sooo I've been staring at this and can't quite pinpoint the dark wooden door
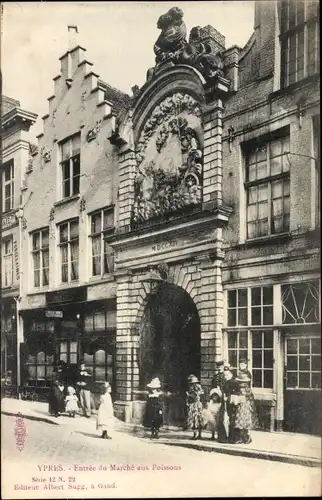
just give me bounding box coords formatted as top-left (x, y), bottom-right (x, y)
top-left (284, 335), bottom-right (321, 435)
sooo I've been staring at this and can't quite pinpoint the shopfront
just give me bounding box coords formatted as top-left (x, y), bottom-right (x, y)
top-left (21, 287), bottom-right (116, 402)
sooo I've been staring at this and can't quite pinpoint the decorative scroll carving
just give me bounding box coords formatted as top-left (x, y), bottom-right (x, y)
top-left (132, 94), bottom-right (203, 226)
top-left (136, 93), bottom-right (201, 166)
top-left (86, 129), bottom-right (97, 142)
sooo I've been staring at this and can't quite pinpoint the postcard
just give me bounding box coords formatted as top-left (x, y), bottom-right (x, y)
top-left (1, 1), bottom-right (321, 498)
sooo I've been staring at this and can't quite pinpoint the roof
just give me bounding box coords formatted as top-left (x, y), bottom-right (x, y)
top-left (1, 96), bottom-right (21, 116)
top-left (98, 79), bottom-right (131, 116)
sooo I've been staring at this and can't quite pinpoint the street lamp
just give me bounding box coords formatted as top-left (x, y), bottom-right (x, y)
top-left (139, 268), bottom-right (165, 294)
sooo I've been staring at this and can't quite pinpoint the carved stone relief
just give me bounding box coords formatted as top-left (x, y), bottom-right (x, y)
top-left (132, 93), bottom-right (203, 226)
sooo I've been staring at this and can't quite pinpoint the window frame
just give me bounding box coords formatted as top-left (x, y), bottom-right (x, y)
top-left (280, 0), bottom-right (320, 87)
top-left (57, 218), bottom-right (79, 284)
top-left (224, 328), bottom-right (275, 392)
top-left (2, 237), bottom-right (13, 287)
top-left (89, 207), bottom-right (115, 278)
top-left (2, 159), bottom-right (14, 213)
top-left (285, 335), bottom-right (321, 390)
top-left (31, 228), bottom-right (50, 288)
top-left (59, 134), bottom-right (81, 199)
top-left (244, 133), bottom-right (291, 240)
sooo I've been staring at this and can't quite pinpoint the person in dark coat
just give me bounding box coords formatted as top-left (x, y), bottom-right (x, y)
top-left (217, 366), bottom-right (238, 443)
top-left (144, 377), bottom-right (164, 439)
top-left (48, 376), bottom-right (65, 417)
top-left (76, 361), bottom-right (92, 418)
top-left (211, 360), bottom-right (225, 391)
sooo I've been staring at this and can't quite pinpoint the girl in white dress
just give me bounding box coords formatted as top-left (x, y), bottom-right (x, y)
top-left (65, 386), bottom-right (78, 417)
top-left (96, 382), bottom-right (114, 439)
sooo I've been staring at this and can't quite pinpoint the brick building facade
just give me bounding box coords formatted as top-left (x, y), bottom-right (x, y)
top-left (12, 2), bottom-right (320, 433)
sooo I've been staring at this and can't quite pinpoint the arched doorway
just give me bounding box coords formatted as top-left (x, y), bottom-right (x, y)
top-left (139, 283), bottom-right (200, 425)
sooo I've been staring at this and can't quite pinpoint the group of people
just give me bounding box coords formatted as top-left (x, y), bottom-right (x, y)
top-left (49, 358), bottom-right (258, 444)
top-left (143, 358), bottom-right (258, 445)
top-left (48, 361), bottom-right (114, 439)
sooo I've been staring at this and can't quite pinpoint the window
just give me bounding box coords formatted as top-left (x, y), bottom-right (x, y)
top-left (227, 286), bottom-right (274, 327)
top-left (2, 238), bottom-right (13, 287)
top-left (58, 219), bottom-right (79, 283)
top-left (252, 330), bottom-right (274, 388)
top-left (84, 349), bottom-right (114, 383)
top-left (59, 341), bottom-right (78, 365)
top-left (286, 336), bottom-right (321, 389)
top-left (251, 287), bottom-right (273, 325)
top-left (282, 281), bottom-right (320, 324)
top-left (2, 160), bottom-right (14, 212)
top-left (228, 289), bottom-right (247, 326)
top-left (281, 1), bottom-right (320, 87)
top-left (90, 208), bottom-right (115, 277)
top-left (31, 228), bottom-right (49, 287)
top-left (226, 330), bottom-right (274, 389)
top-left (226, 286), bottom-right (275, 389)
top-left (60, 134), bottom-right (81, 198)
top-left (27, 351), bottom-right (54, 383)
top-left (245, 134), bottom-right (290, 239)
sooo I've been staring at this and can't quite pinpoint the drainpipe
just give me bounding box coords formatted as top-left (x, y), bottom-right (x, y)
top-left (15, 205), bottom-right (24, 398)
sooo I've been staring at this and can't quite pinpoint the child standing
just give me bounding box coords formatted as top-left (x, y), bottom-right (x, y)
top-left (204, 388), bottom-right (222, 440)
top-left (96, 382), bottom-right (114, 439)
top-left (186, 374), bottom-right (204, 440)
top-left (144, 378), bottom-right (163, 439)
top-left (65, 386), bottom-right (78, 418)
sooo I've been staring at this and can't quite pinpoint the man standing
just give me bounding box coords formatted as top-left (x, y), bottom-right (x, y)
top-left (76, 361), bottom-right (92, 418)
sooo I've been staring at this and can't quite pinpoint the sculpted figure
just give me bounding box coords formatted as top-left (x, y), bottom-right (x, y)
top-left (154, 7), bottom-right (187, 63)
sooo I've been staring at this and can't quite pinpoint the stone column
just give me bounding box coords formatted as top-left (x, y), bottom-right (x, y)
top-left (202, 100), bottom-right (224, 210)
top-left (114, 270), bottom-right (134, 402)
top-left (195, 239), bottom-right (225, 393)
top-left (118, 149), bottom-right (137, 231)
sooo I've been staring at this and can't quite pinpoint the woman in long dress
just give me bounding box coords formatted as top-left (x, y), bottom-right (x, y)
top-left (96, 382), bottom-right (114, 439)
top-left (186, 374), bottom-right (204, 440)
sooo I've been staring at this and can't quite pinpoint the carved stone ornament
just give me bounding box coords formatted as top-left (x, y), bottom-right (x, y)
top-left (86, 129), bottom-right (97, 142)
top-left (80, 196), bottom-right (86, 212)
top-left (21, 217), bottom-right (27, 230)
top-left (41, 147), bottom-right (51, 163)
top-left (49, 207), bottom-right (55, 222)
top-left (132, 94), bottom-right (203, 227)
top-left (135, 93), bottom-right (202, 166)
top-left (147, 8), bottom-right (224, 83)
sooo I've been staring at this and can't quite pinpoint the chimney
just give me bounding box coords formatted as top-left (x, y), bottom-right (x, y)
top-left (190, 25), bottom-right (226, 54)
top-left (68, 25), bottom-right (78, 50)
top-left (59, 26), bottom-right (86, 85)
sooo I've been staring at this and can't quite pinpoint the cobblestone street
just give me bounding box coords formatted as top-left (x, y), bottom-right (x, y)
top-left (2, 416), bottom-right (320, 498)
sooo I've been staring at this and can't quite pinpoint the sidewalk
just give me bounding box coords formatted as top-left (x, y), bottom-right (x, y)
top-left (2, 397), bottom-right (321, 468)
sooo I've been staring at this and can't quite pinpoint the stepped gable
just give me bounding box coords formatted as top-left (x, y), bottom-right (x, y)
top-left (99, 79), bottom-right (131, 116)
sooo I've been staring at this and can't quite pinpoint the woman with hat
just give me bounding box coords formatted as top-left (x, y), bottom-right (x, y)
top-left (186, 374), bottom-right (204, 440)
top-left (231, 372), bottom-right (255, 444)
top-left (238, 358), bottom-right (258, 429)
top-left (96, 381), bottom-right (114, 439)
top-left (143, 378), bottom-right (164, 439)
